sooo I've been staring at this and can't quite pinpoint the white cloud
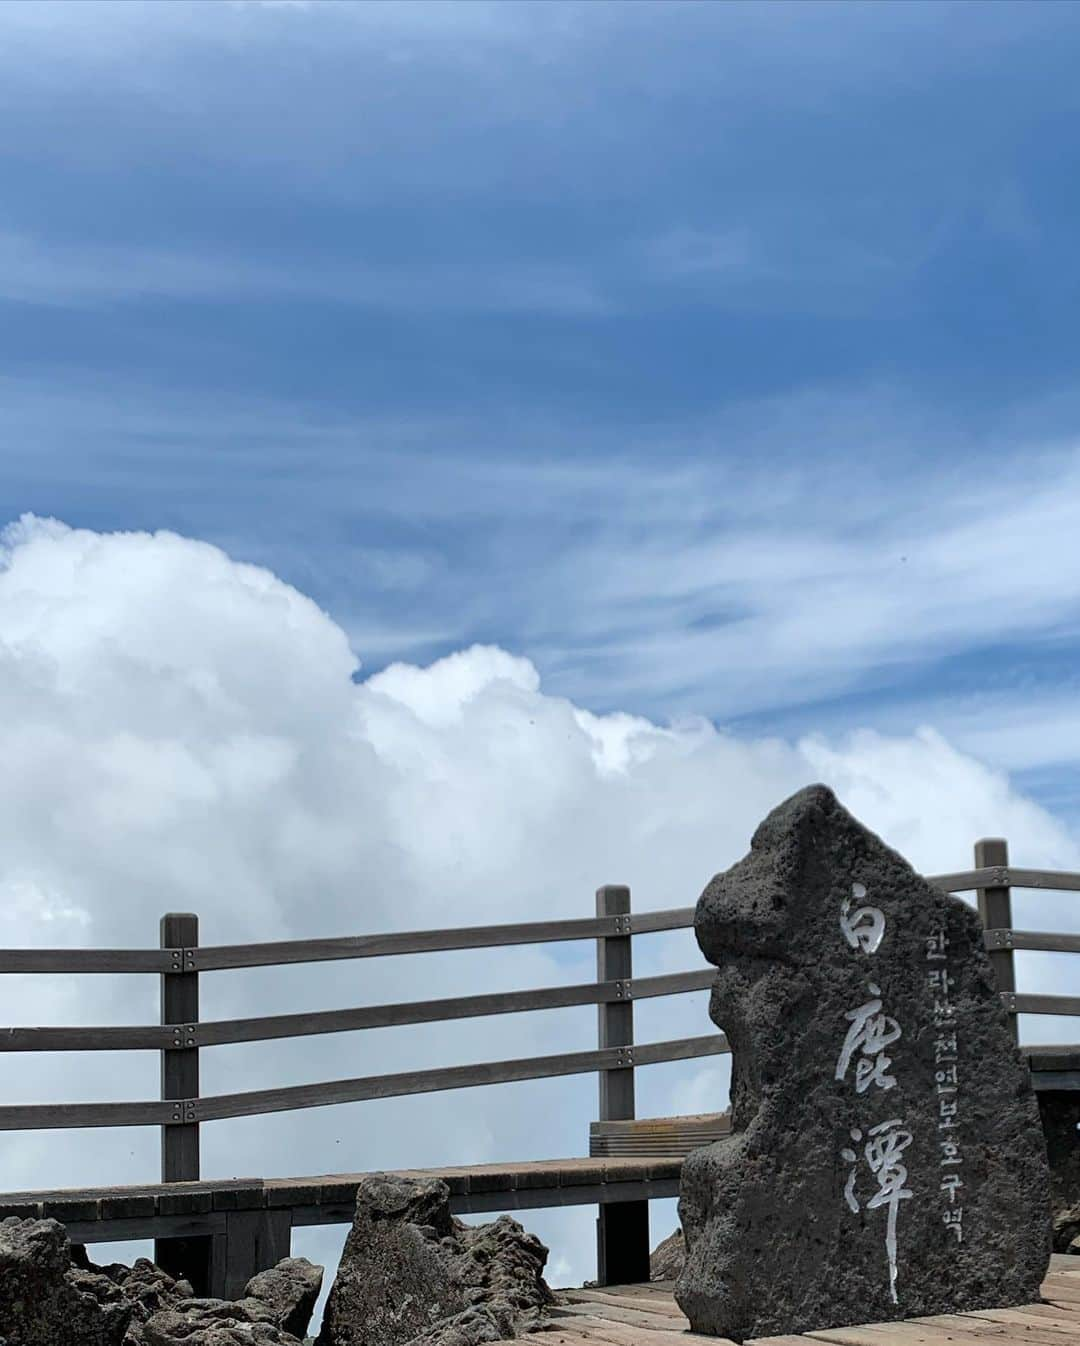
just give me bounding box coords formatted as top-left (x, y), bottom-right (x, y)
top-left (6, 371), bottom-right (1080, 782)
top-left (0, 231), bottom-right (609, 316)
top-left (521, 439), bottom-right (1080, 721)
top-left (1, 516), bottom-right (1077, 1326)
top-left (367, 645), bottom-right (540, 729)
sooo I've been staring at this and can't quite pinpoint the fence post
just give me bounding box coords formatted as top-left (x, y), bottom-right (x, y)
top-left (975, 839), bottom-right (1018, 1046)
top-left (156, 913), bottom-right (209, 1293)
top-left (595, 884), bottom-right (650, 1286)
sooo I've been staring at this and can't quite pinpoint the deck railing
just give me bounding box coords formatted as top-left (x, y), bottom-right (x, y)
top-left (2, 837), bottom-right (1079, 1282)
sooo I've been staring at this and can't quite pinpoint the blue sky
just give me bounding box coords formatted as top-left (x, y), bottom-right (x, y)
top-left (5, 0), bottom-right (1080, 1302)
top-left (3, 0), bottom-right (1078, 1012)
top-left (4, 1), bottom-right (1080, 834)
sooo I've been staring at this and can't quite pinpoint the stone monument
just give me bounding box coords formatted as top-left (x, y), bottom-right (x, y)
top-left (675, 784), bottom-right (1051, 1340)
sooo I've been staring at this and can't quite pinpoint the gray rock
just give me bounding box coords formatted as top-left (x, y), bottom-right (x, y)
top-left (402, 1304), bottom-right (514, 1346)
top-left (244, 1259), bottom-right (323, 1339)
top-left (135, 1268), bottom-right (324, 1346)
top-left (649, 1228), bottom-right (685, 1281)
top-left (113, 1258), bottom-right (196, 1341)
top-left (63, 1247), bottom-right (199, 1345)
top-left (138, 1291), bottom-right (309, 1345)
top-left (0, 1216), bottom-right (133, 1346)
top-left (675, 784), bottom-right (1052, 1340)
top-left (120, 1258), bottom-right (196, 1314)
top-left (0, 1219), bottom-right (313, 1346)
top-left (317, 1173), bottom-right (553, 1346)
top-left (1054, 1203), bottom-right (1080, 1254)
top-left (140, 1307), bottom-right (301, 1346)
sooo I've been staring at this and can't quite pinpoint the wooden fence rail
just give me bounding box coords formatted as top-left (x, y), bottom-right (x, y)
top-left (0, 969), bottom-right (719, 1053)
top-left (0, 1034), bottom-right (730, 1131)
top-left (0, 909), bottom-right (699, 975)
top-left (2, 839), bottom-right (1079, 1293)
top-left (3, 864), bottom-right (1077, 977)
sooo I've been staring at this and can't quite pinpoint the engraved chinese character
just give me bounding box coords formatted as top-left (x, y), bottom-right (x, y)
top-left (840, 882), bottom-right (886, 954)
top-left (836, 982), bottom-right (902, 1092)
top-left (841, 1118), bottom-right (913, 1304)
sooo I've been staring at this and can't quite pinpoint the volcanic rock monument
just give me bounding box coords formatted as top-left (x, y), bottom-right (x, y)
top-left (675, 784), bottom-right (1051, 1341)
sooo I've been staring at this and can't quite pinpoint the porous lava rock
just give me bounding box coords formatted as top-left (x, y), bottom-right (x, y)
top-left (126, 1257), bottom-right (321, 1346)
top-left (244, 1258), bottom-right (323, 1339)
top-left (71, 1251), bottom-right (197, 1339)
top-left (675, 783), bottom-right (1052, 1341)
top-left (1053, 1203), bottom-right (1080, 1255)
top-left (137, 1300), bottom-right (302, 1346)
top-left (316, 1173), bottom-right (553, 1346)
top-left (0, 1216), bottom-right (133, 1346)
top-left (649, 1228), bottom-right (685, 1281)
top-left (0, 1216), bottom-right (319, 1346)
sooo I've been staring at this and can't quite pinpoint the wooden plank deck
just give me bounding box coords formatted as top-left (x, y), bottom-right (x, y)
top-left (527, 1254), bottom-right (1080, 1345)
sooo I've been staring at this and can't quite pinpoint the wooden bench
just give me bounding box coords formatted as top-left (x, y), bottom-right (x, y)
top-left (1023, 1043), bottom-right (1080, 1090)
top-left (586, 1043), bottom-right (1080, 1159)
top-left (590, 1112), bottom-right (732, 1157)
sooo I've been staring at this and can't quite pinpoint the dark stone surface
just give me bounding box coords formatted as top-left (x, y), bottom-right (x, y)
top-left (316, 1173), bottom-right (553, 1346)
top-left (244, 1258), bottom-right (323, 1340)
top-left (103, 1257), bottom-right (196, 1335)
top-left (138, 1299), bottom-right (303, 1346)
top-left (1052, 1204), bottom-right (1080, 1255)
top-left (0, 1218), bottom-right (315, 1346)
top-left (675, 783), bottom-right (1052, 1341)
top-left (0, 1216), bottom-right (132, 1346)
top-left (127, 1259), bottom-right (318, 1346)
top-left (649, 1228), bottom-right (685, 1281)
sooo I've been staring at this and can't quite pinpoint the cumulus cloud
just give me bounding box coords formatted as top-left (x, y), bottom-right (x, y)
top-left (1, 515), bottom-right (1077, 1326)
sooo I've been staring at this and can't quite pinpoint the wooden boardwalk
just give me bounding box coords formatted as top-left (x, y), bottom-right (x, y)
top-left (526, 1254), bottom-right (1080, 1346)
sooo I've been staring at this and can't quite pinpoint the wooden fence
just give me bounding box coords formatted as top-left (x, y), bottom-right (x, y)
top-left (2, 838), bottom-right (1079, 1294)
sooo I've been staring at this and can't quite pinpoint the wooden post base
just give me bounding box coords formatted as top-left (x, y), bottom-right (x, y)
top-left (209, 1209), bottom-right (293, 1300)
top-left (154, 1234), bottom-right (213, 1298)
top-left (596, 1199), bottom-right (650, 1286)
